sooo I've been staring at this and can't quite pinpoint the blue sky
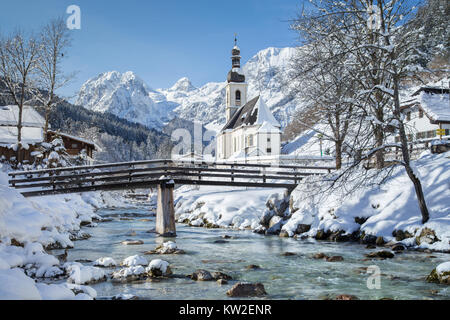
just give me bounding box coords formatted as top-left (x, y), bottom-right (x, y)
top-left (0, 0), bottom-right (304, 99)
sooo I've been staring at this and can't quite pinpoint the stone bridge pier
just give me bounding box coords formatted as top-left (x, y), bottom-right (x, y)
top-left (155, 179), bottom-right (176, 237)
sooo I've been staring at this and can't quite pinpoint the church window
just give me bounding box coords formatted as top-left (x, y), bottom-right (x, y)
top-left (266, 148), bottom-right (272, 154)
top-left (236, 90), bottom-right (241, 102)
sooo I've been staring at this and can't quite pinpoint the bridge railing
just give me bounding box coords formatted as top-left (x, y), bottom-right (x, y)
top-left (8, 159), bottom-right (335, 197)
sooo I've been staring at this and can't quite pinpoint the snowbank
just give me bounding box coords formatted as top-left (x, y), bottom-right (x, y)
top-left (174, 151), bottom-right (449, 252)
top-left (283, 151), bottom-right (450, 251)
top-left (0, 165), bottom-right (127, 299)
top-left (174, 185), bottom-right (277, 230)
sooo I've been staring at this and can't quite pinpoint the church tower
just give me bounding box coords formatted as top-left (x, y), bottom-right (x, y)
top-left (225, 35), bottom-right (248, 122)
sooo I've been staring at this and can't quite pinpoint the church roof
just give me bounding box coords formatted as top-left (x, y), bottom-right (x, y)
top-left (221, 96), bottom-right (281, 132)
top-left (227, 70), bottom-right (245, 83)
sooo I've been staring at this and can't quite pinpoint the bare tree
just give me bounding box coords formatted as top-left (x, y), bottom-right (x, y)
top-left (35, 17), bottom-right (74, 134)
top-left (290, 0), bottom-right (435, 223)
top-left (0, 30), bottom-right (40, 161)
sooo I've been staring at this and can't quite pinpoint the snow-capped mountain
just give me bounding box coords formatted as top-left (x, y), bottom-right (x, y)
top-left (76, 47), bottom-right (301, 131)
top-left (76, 71), bottom-right (177, 129)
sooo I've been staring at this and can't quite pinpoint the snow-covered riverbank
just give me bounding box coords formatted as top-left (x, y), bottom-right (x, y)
top-left (174, 151), bottom-right (450, 252)
top-left (0, 164), bottom-right (127, 299)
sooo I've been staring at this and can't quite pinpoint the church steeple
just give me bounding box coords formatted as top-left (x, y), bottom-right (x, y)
top-left (227, 35), bottom-right (245, 83)
top-left (225, 35), bottom-right (248, 121)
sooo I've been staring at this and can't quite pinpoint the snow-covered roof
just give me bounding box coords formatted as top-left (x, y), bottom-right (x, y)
top-left (255, 97), bottom-right (281, 128)
top-left (257, 121), bottom-right (280, 133)
top-left (0, 126), bottom-right (44, 145)
top-left (0, 105), bottom-right (45, 128)
top-left (47, 130), bottom-right (100, 150)
top-left (418, 91), bottom-right (450, 123)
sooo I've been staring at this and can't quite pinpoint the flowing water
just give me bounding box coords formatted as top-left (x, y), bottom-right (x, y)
top-left (55, 205), bottom-right (449, 300)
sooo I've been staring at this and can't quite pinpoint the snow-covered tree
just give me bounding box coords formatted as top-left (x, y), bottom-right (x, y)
top-left (290, 0), bottom-right (441, 223)
top-left (0, 30), bottom-right (40, 161)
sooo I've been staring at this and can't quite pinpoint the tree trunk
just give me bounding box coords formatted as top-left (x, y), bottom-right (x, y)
top-left (335, 140), bottom-right (342, 169)
top-left (392, 70), bottom-right (429, 223)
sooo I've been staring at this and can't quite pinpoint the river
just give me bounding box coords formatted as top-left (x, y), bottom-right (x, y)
top-left (51, 205), bottom-right (449, 300)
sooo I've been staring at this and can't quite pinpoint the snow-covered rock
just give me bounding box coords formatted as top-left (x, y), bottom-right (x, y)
top-left (146, 259), bottom-right (171, 277)
top-left (121, 255), bottom-right (148, 267)
top-left (67, 264), bottom-right (107, 285)
top-left (427, 261), bottom-right (450, 284)
top-left (112, 266), bottom-right (146, 282)
top-left (94, 257), bottom-right (117, 267)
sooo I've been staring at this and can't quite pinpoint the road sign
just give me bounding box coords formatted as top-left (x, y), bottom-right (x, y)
top-left (436, 128), bottom-right (446, 136)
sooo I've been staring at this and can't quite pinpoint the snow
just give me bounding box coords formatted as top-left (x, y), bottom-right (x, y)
top-left (436, 261), bottom-right (450, 274)
top-left (159, 241), bottom-right (177, 253)
top-left (0, 164), bottom-right (127, 299)
top-left (285, 151), bottom-right (450, 250)
top-left (0, 126), bottom-right (44, 145)
top-left (0, 268), bottom-right (42, 300)
top-left (255, 97), bottom-right (281, 128)
top-left (35, 283), bottom-right (75, 300)
top-left (67, 264), bottom-right (106, 285)
top-left (174, 151), bottom-right (449, 251)
top-left (175, 185), bottom-right (277, 230)
top-left (112, 266), bottom-right (145, 279)
top-left (0, 105), bottom-right (45, 127)
top-left (147, 259), bottom-right (169, 274)
top-left (77, 47), bottom-right (301, 129)
top-left (419, 91), bottom-right (450, 122)
top-left (121, 255), bottom-right (148, 267)
top-left (94, 257), bottom-right (117, 267)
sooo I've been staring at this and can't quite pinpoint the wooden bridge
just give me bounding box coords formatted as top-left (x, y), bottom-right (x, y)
top-left (8, 159), bottom-right (334, 237)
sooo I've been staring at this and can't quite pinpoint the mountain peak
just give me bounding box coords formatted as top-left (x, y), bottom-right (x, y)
top-left (169, 77), bottom-right (196, 92)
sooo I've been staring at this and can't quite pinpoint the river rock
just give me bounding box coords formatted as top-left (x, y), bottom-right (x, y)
top-left (122, 255), bottom-right (148, 267)
top-left (94, 257), bottom-right (117, 267)
top-left (416, 228), bottom-right (438, 245)
top-left (295, 224), bottom-right (311, 235)
top-left (145, 241), bottom-right (185, 254)
top-left (391, 244), bottom-right (406, 252)
top-left (246, 264), bottom-right (261, 270)
top-left (112, 266), bottom-right (146, 282)
top-left (266, 191), bottom-right (289, 217)
top-left (212, 272), bottom-right (232, 280)
top-left (217, 279), bottom-right (228, 285)
top-left (190, 269), bottom-right (213, 281)
top-left (121, 239), bottom-right (144, 245)
top-left (426, 261), bottom-right (450, 285)
top-left (214, 240), bottom-right (229, 244)
top-left (334, 294), bottom-right (359, 300)
top-left (265, 218), bottom-right (283, 235)
top-left (365, 250), bottom-right (394, 259)
top-left (146, 259), bottom-right (172, 277)
top-left (393, 229), bottom-right (414, 241)
top-left (259, 209), bottom-right (275, 228)
top-left (312, 253), bottom-right (329, 260)
top-left (281, 252), bottom-right (296, 256)
top-left (326, 256), bottom-right (344, 262)
top-left (315, 229), bottom-right (331, 240)
top-left (376, 236), bottom-right (385, 246)
top-left (226, 282), bottom-right (267, 297)
top-left (361, 234), bottom-right (377, 245)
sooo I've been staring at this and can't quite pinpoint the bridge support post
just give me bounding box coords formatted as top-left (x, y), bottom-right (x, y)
top-left (155, 179), bottom-right (176, 237)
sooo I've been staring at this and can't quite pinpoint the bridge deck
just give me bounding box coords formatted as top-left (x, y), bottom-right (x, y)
top-left (9, 159), bottom-right (334, 197)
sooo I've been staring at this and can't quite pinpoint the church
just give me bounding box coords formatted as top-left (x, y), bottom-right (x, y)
top-left (216, 39), bottom-right (282, 160)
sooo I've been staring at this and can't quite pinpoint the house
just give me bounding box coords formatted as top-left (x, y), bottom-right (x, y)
top-left (0, 104), bottom-right (98, 164)
top-left (46, 130), bottom-right (98, 160)
top-left (216, 39), bottom-right (282, 160)
top-left (0, 105), bottom-right (45, 162)
top-left (399, 83), bottom-right (450, 143)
